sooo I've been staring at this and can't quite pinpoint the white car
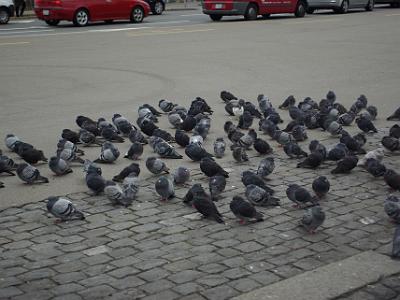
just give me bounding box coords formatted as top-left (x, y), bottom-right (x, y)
top-left (0, 0), bottom-right (14, 24)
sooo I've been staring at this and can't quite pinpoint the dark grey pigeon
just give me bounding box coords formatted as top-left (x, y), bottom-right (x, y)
top-left (154, 140), bottom-right (182, 159)
top-left (297, 152), bottom-right (323, 169)
top-left (387, 107), bottom-right (400, 121)
top-left (238, 129), bottom-right (257, 149)
top-left (112, 114), bottom-right (134, 135)
top-left (220, 90), bottom-right (237, 103)
top-left (57, 139), bottom-right (84, 156)
top-left (254, 138), bottom-right (272, 155)
top-left (113, 163), bottom-right (140, 182)
top-left (200, 157), bottom-right (229, 178)
top-left (327, 143), bottom-right (349, 161)
top-left (294, 187), bottom-right (318, 207)
top-left (245, 184), bottom-right (280, 207)
top-left (183, 183), bottom-right (205, 205)
top-left (124, 142), bottom-right (143, 160)
top-left (213, 137), bottom-right (226, 158)
top-left (338, 111), bottom-right (356, 126)
top-left (146, 157), bottom-right (169, 175)
top-left (392, 226), bottom-right (400, 259)
top-left (312, 176), bottom-right (330, 198)
top-left (331, 155), bottom-right (358, 174)
top-left (128, 128), bottom-right (148, 144)
top-left (309, 140), bottom-right (327, 159)
top-left (300, 205), bottom-right (325, 234)
top-left (46, 196), bottom-right (85, 222)
top-left (85, 164), bottom-right (105, 195)
top-left (0, 181), bottom-right (4, 188)
top-left (209, 175), bottom-right (226, 201)
top-left (155, 176), bottom-right (175, 201)
top-left (0, 155), bottom-right (17, 176)
top-left (286, 184), bottom-right (301, 206)
top-left (57, 148), bottom-right (84, 164)
top-left (384, 169), bottom-right (400, 191)
top-left (192, 186), bottom-right (224, 223)
top-left (101, 126), bottom-right (124, 143)
top-left (259, 118), bottom-right (277, 138)
top-left (242, 171), bottom-right (274, 195)
top-left (365, 158), bottom-right (386, 177)
top-left (238, 111), bottom-right (253, 130)
top-left (366, 105), bottom-right (378, 120)
top-left (274, 130), bottom-right (293, 146)
top-left (258, 94), bottom-right (273, 114)
top-left (390, 124), bottom-right (400, 139)
top-left (49, 156), bottom-right (73, 176)
top-left (180, 115), bottom-right (196, 132)
top-left (356, 116), bottom-right (377, 133)
top-left (284, 142), bottom-right (308, 158)
top-left (62, 129), bottom-right (81, 144)
top-left (175, 130), bottom-right (190, 148)
top-left (20, 148), bottom-right (48, 164)
top-left (168, 112), bottom-right (183, 129)
top-left (257, 157), bottom-right (275, 178)
top-left (326, 90), bottom-right (336, 103)
top-left (292, 125), bottom-right (307, 141)
top-left (340, 132), bottom-right (366, 154)
top-left (79, 129), bottom-right (102, 146)
top-left (382, 136), bottom-right (400, 152)
top-left (17, 163), bottom-right (48, 184)
top-left (279, 95), bottom-right (295, 110)
top-left (232, 145), bottom-right (248, 163)
top-left (173, 166), bottom-right (190, 184)
top-left (94, 142), bottom-right (120, 163)
top-left (185, 142), bottom-right (213, 161)
top-left (384, 195), bottom-right (400, 223)
top-left (230, 196), bottom-right (263, 224)
top-left (153, 128), bottom-right (174, 143)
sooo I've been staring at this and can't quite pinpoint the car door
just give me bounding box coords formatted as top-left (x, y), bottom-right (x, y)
top-left (108, 0), bottom-right (131, 19)
top-left (86, 0), bottom-right (109, 20)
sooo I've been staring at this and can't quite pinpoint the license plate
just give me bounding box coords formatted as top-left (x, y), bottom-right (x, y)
top-left (43, 9), bottom-right (49, 16)
top-left (215, 3), bottom-right (223, 8)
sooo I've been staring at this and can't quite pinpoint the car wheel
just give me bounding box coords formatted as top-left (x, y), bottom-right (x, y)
top-left (0, 8), bottom-right (10, 24)
top-left (295, 1), bottom-right (306, 17)
top-left (306, 7), bottom-right (315, 13)
top-left (244, 3), bottom-right (258, 20)
top-left (105, 20), bottom-right (113, 24)
top-left (336, 0), bottom-right (349, 13)
top-left (365, 0), bottom-right (374, 10)
top-left (262, 13), bottom-right (270, 18)
top-left (131, 6), bottom-right (144, 23)
top-left (73, 8), bottom-right (89, 26)
top-left (209, 14), bottom-right (223, 21)
top-left (45, 19), bottom-right (60, 26)
top-left (152, 1), bottom-right (164, 15)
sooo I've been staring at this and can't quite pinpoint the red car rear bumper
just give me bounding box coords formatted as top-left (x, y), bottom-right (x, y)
top-left (34, 7), bottom-right (73, 21)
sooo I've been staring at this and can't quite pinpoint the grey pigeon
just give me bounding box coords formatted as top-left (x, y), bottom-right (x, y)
top-left (112, 114), bottom-right (134, 136)
top-left (392, 226), bottom-right (400, 259)
top-left (94, 142), bottom-right (120, 163)
top-left (312, 176), bottom-right (330, 198)
top-left (353, 132), bottom-right (367, 148)
top-left (390, 124), bottom-right (400, 139)
top-left (155, 176), bottom-right (175, 201)
top-left (384, 195), bottom-right (400, 223)
top-left (356, 116), bottom-right (377, 133)
top-left (309, 140), bottom-right (327, 159)
top-left (149, 136), bottom-right (165, 151)
top-left (4, 134), bottom-right (20, 151)
top-left (154, 139), bottom-right (182, 159)
top-left (227, 127), bottom-right (245, 144)
top-left (284, 142), bottom-right (308, 158)
top-left (17, 163), bottom-right (48, 184)
top-left (238, 111), bottom-right (253, 130)
top-left (327, 143), bottom-right (349, 161)
top-left (192, 187), bottom-right (224, 223)
top-left (326, 120), bottom-right (343, 136)
top-left (384, 169), bottom-right (400, 191)
top-left (209, 175), bottom-right (226, 201)
top-left (46, 196), bottom-right (85, 222)
top-left (292, 125), bottom-right (307, 142)
top-left (0, 155), bottom-right (17, 176)
top-left (183, 183), bottom-right (205, 205)
top-left (175, 130), bottom-right (190, 148)
top-left (146, 157), bottom-right (169, 175)
top-left (98, 117), bottom-right (117, 132)
top-left (274, 130), bottom-right (293, 146)
top-left (49, 156), bottom-right (73, 176)
top-left (112, 163), bottom-right (140, 182)
top-left (104, 181), bottom-right (124, 205)
top-left (300, 205), bottom-right (325, 233)
top-left (387, 107), bottom-right (400, 121)
top-left (254, 138), bottom-right (272, 155)
top-left (382, 136), bottom-right (400, 152)
top-left (297, 152), bottom-right (324, 169)
top-left (124, 142), bottom-right (143, 160)
top-left (101, 126), bottom-right (124, 143)
top-left (326, 90), bottom-right (336, 103)
top-left (185, 142), bottom-right (213, 161)
top-left (257, 157), bottom-right (275, 178)
top-left (279, 95), bottom-right (295, 110)
top-left (121, 173), bottom-right (139, 206)
top-left (85, 164), bottom-right (105, 195)
top-left (193, 119), bottom-right (210, 139)
top-left (366, 105), bottom-right (378, 120)
top-left (213, 138), bottom-right (226, 158)
top-left (259, 118), bottom-right (277, 137)
top-left (159, 99), bottom-right (177, 113)
top-left (242, 171), bottom-right (274, 195)
top-left (331, 155), bottom-right (358, 174)
top-left (294, 186), bottom-right (318, 207)
top-left (57, 148), bottom-right (84, 164)
top-left (230, 196), bottom-right (263, 224)
top-left (200, 157), bottom-right (229, 178)
top-left (232, 145), bottom-right (249, 163)
top-left (153, 128), bottom-right (174, 142)
top-left (62, 129), bottom-right (81, 144)
top-left (365, 158), bottom-right (386, 177)
top-left (245, 184), bottom-right (280, 207)
top-left (128, 128), bottom-right (148, 144)
top-left (338, 111), bottom-right (356, 126)
top-left (258, 94), bottom-right (273, 113)
top-left (190, 135), bottom-right (204, 145)
top-left (57, 139), bottom-right (84, 156)
top-left (358, 148), bottom-right (385, 167)
top-left (168, 112), bottom-right (183, 129)
top-left (340, 132), bottom-right (366, 154)
top-left (173, 166), bottom-right (190, 184)
top-left (286, 184), bottom-right (301, 206)
top-left (79, 129), bottom-right (102, 146)
top-left (238, 129), bottom-right (257, 149)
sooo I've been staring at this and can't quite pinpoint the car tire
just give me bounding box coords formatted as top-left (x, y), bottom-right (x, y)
top-left (295, 1), bottom-right (306, 17)
top-left (262, 13), bottom-right (270, 18)
top-left (73, 8), bottom-right (89, 26)
top-left (365, 0), bottom-right (374, 10)
top-left (391, 2), bottom-right (400, 7)
top-left (105, 20), bottom-right (113, 24)
top-left (131, 6), bottom-right (144, 23)
top-left (244, 3), bottom-right (258, 20)
top-left (306, 7), bottom-right (315, 13)
top-left (209, 14), bottom-right (223, 21)
top-left (152, 0), bottom-right (164, 15)
top-left (45, 19), bottom-right (60, 26)
top-left (335, 0), bottom-right (349, 13)
top-left (0, 8), bottom-right (10, 24)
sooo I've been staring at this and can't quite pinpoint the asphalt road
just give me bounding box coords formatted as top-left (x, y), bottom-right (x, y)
top-left (0, 6), bottom-right (399, 209)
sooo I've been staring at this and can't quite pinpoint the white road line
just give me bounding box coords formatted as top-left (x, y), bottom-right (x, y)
top-left (9, 19), bottom-right (36, 23)
top-left (0, 41), bottom-right (30, 46)
top-left (88, 26), bottom-right (150, 33)
top-left (179, 13), bottom-right (204, 16)
top-left (0, 26), bottom-right (48, 31)
top-left (0, 29), bottom-right (54, 35)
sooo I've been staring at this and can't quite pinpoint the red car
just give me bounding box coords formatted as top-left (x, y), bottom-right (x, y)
top-left (34, 0), bottom-right (150, 26)
top-left (202, 0), bottom-right (306, 21)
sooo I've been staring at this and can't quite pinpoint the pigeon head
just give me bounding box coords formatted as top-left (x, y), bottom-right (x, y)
top-left (248, 129), bottom-right (257, 140)
top-left (238, 99), bottom-right (245, 106)
top-left (46, 196), bottom-right (59, 211)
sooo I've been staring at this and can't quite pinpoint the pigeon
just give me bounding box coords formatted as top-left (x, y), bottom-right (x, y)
top-left (327, 143), bottom-right (349, 161)
top-left (381, 136), bottom-right (400, 152)
top-left (141, 104), bottom-right (162, 116)
top-left (153, 128), bottom-right (174, 143)
top-left (62, 129), bottom-right (80, 144)
top-left (85, 163), bottom-right (105, 194)
top-left (300, 205), bottom-right (325, 234)
top-left (312, 176), bottom-right (330, 198)
top-left (338, 111), bottom-right (356, 126)
top-left (331, 155), bottom-right (358, 174)
top-left (124, 142), bottom-right (143, 160)
top-left (175, 129), bottom-right (190, 147)
top-left (356, 116), bottom-right (378, 133)
top-left (173, 166), bottom-right (190, 184)
top-left (228, 128), bottom-right (245, 144)
top-left (128, 128), bottom-right (148, 144)
top-left (112, 163), bottom-right (140, 182)
top-left (79, 129), bottom-right (102, 146)
top-left (0, 181), bottom-right (4, 188)
top-left (309, 140), bottom-right (327, 159)
top-left (149, 136), bottom-right (166, 151)
top-left (98, 117), bottom-right (117, 132)
top-left (230, 196), bottom-right (263, 224)
top-left (188, 97), bottom-right (213, 116)
top-left (384, 169), bottom-right (400, 191)
top-left (304, 111), bottom-right (321, 129)
top-left (353, 132), bottom-right (367, 148)
top-left (200, 157), bottom-right (229, 178)
top-left (112, 114), bottom-right (134, 135)
top-left (180, 115), bottom-right (197, 132)
top-left (297, 152), bottom-right (324, 169)
top-left (279, 95), bottom-right (296, 110)
top-left (289, 105), bottom-right (305, 122)
top-left (155, 176), bottom-right (175, 201)
top-left (387, 107), bottom-right (400, 121)
top-left (326, 90), bottom-right (336, 103)
top-left (16, 163), bottom-right (49, 184)
top-left (193, 120), bottom-right (210, 140)
top-left (244, 101), bottom-right (262, 118)
top-left (232, 145), bottom-right (249, 163)
top-left (168, 113), bottom-right (183, 129)
top-left (365, 158), bottom-right (386, 177)
top-left (390, 124), bottom-right (400, 139)
top-left (259, 118), bottom-right (277, 137)
top-left (14, 141), bottom-right (34, 156)
top-left (224, 121), bottom-right (236, 134)
top-left (146, 157), bottom-right (169, 175)
top-left (185, 142), bottom-right (213, 161)
top-left (209, 175), bottom-right (226, 201)
top-left (238, 129), bottom-right (257, 149)
top-left (192, 186), bottom-right (224, 223)
top-left (49, 156), bottom-right (73, 176)
top-left (220, 90), bottom-right (237, 103)
top-left (365, 105), bottom-right (378, 120)
top-left (225, 99), bottom-right (245, 116)
top-left (340, 132), bottom-right (365, 154)
top-left (213, 138), bottom-right (226, 158)
top-left (104, 181), bottom-right (124, 205)
top-left (286, 184), bottom-right (301, 206)
top-left (159, 99), bottom-right (177, 113)
top-left (4, 134), bottom-right (20, 151)
top-left (326, 120), bottom-right (343, 136)
top-left (190, 135), bottom-right (204, 146)
top-left (76, 115), bottom-right (99, 136)
top-left (183, 183), bottom-right (205, 205)
top-left (0, 156), bottom-right (17, 176)
top-left (358, 148), bottom-right (385, 167)
top-left (138, 107), bottom-right (158, 123)
top-left (273, 130), bottom-right (293, 146)
top-left (242, 171), bottom-right (274, 195)
top-left (392, 226), bottom-right (400, 259)
top-left (57, 148), bottom-right (85, 164)
top-left (292, 125), bottom-right (308, 142)
top-left (258, 94), bottom-right (273, 113)
top-left (384, 195), bottom-right (400, 223)
top-left (121, 173), bottom-right (139, 206)
top-left (139, 119), bottom-right (158, 136)
top-left (294, 187), bottom-right (318, 207)
top-left (57, 139), bottom-right (84, 156)
top-left (257, 157), bottom-right (275, 178)
top-left (153, 140), bottom-right (182, 159)
top-left (46, 196), bottom-right (85, 222)
top-left (245, 184), bottom-right (280, 207)
top-left (283, 142), bottom-right (308, 158)
top-left (94, 142), bottom-right (120, 163)
top-left (254, 138), bottom-right (272, 155)
top-left (238, 111), bottom-right (254, 130)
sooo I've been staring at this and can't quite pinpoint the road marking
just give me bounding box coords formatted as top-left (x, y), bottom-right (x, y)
top-left (127, 28), bottom-right (214, 37)
top-left (10, 19), bottom-right (36, 23)
top-left (385, 13), bottom-right (400, 16)
top-left (179, 13), bottom-right (204, 16)
top-left (0, 41), bottom-right (30, 46)
top-left (0, 29), bottom-right (54, 35)
top-left (287, 17), bottom-right (343, 24)
top-left (88, 26), bottom-right (150, 33)
top-left (0, 26), bottom-right (48, 31)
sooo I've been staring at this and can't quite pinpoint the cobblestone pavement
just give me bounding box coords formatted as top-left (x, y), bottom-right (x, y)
top-left (1, 127), bottom-right (400, 300)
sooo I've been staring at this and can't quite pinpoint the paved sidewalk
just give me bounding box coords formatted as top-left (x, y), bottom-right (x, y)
top-left (1, 125), bottom-right (399, 299)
